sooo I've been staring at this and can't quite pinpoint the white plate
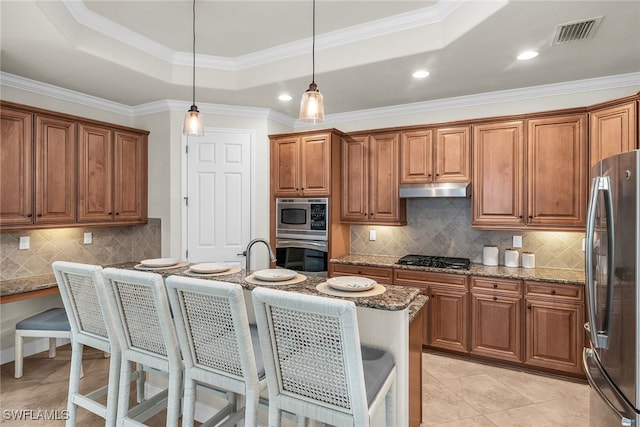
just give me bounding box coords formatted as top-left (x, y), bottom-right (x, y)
top-left (140, 258), bottom-right (180, 268)
top-left (253, 269), bottom-right (297, 282)
top-left (327, 276), bottom-right (377, 292)
top-left (189, 263), bottom-right (230, 274)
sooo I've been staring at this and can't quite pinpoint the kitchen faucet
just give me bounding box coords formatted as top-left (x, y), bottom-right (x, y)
top-left (242, 238), bottom-right (277, 271)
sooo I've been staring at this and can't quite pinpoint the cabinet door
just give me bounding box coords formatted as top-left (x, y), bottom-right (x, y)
top-left (435, 126), bottom-right (470, 182)
top-left (589, 101), bottom-right (637, 168)
top-left (300, 133), bottom-right (330, 196)
top-left (527, 114), bottom-right (587, 229)
top-left (369, 132), bottom-right (403, 223)
top-left (272, 136), bottom-right (301, 197)
top-left (78, 123), bottom-right (113, 223)
top-left (471, 292), bottom-right (522, 362)
top-left (525, 298), bottom-right (584, 374)
top-left (0, 108), bottom-right (33, 226)
top-left (341, 135), bottom-right (369, 221)
top-left (400, 129), bottom-right (433, 183)
top-left (472, 121), bottom-right (525, 228)
top-left (34, 114), bottom-right (76, 224)
top-left (113, 131), bottom-right (147, 223)
top-left (427, 287), bottom-right (469, 353)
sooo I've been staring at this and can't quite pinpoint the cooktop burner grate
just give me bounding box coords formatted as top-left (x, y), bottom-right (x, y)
top-left (396, 254), bottom-right (471, 270)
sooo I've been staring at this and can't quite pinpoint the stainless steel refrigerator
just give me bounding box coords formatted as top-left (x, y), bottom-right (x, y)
top-left (584, 149), bottom-right (640, 426)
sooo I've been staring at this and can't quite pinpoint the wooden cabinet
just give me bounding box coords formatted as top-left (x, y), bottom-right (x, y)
top-left (1, 107), bottom-right (33, 227)
top-left (400, 126), bottom-right (470, 183)
top-left (1, 106), bottom-right (76, 227)
top-left (470, 277), bottom-right (522, 363)
top-left (524, 281), bottom-right (584, 375)
top-left (589, 99), bottom-right (637, 168)
top-left (341, 132), bottom-right (406, 225)
top-left (329, 263), bottom-right (393, 285)
top-left (394, 269), bottom-right (468, 352)
top-left (472, 120), bottom-right (525, 228)
top-left (78, 123), bottom-right (148, 224)
top-left (271, 130), bottom-right (339, 197)
top-left (0, 101), bottom-right (148, 229)
top-left (472, 113), bottom-right (587, 231)
top-left (527, 114), bottom-right (587, 229)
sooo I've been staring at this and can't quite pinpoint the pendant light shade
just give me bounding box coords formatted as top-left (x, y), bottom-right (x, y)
top-left (299, 0), bottom-right (324, 123)
top-left (183, 0), bottom-right (204, 136)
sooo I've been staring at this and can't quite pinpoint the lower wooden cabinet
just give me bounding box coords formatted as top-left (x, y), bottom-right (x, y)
top-left (524, 281), bottom-right (584, 375)
top-left (394, 270), bottom-right (469, 353)
top-left (470, 277), bottom-right (522, 362)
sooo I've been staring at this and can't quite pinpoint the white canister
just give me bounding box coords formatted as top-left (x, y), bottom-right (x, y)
top-left (522, 252), bottom-right (536, 269)
top-left (504, 248), bottom-right (519, 267)
top-left (482, 245), bottom-right (499, 266)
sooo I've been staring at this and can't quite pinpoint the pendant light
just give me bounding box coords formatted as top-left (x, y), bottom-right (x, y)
top-left (299, 0), bottom-right (324, 123)
top-left (183, 0), bottom-right (204, 136)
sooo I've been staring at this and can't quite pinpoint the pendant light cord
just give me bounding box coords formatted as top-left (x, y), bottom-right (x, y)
top-left (191, 0), bottom-right (196, 106)
top-left (311, 0), bottom-right (316, 85)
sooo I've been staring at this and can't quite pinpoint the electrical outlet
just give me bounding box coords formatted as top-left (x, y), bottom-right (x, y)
top-left (369, 230), bottom-right (377, 241)
top-left (19, 236), bottom-right (30, 250)
top-left (84, 232), bottom-right (92, 244)
top-left (512, 235), bottom-right (523, 248)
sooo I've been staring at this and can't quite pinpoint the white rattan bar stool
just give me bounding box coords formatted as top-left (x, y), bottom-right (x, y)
top-left (165, 275), bottom-right (267, 427)
top-left (14, 307), bottom-right (71, 379)
top-left (252, 287), bottom-right (396, 427)
top-left (52, 261), bottom-right (123, 427)
top-left (102, 267), bottom-right (183, 427)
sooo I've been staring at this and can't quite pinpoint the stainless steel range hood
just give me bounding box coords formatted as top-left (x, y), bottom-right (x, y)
top-left (399, 182), bottom-right (471, 198)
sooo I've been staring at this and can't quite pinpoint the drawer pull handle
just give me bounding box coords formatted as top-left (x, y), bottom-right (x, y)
top-left (493, 283), bottom-right (498, 288)
top-left (527, 304), bottom-right (532, 309)
top-left (551, 290), bottom-right (556, 295)
top-left (493, 296), bottom-right (498, 301)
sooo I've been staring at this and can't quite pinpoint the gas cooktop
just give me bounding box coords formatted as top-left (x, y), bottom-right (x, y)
top-left (396, 255), bottom-right (471, 270)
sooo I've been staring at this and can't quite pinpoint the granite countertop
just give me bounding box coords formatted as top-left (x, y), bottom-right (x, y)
top-left (331, 254), bottom-right (585, 285)
top-left (1, 261), bottom-right (421, 313)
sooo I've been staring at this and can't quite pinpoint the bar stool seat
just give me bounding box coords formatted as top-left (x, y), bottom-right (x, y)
top-left (14, 307), bottom-right (71, 378)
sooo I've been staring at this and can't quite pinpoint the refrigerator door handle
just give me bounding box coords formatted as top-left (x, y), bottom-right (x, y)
top-left (585, 176), bottom-right (614, 349)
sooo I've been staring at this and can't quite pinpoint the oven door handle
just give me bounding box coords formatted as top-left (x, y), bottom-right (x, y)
top-left (276, 239), bottom-right (328, 251)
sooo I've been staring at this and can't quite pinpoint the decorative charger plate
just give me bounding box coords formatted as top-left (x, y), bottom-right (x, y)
top-left (253, 269), bottom-right (297, 282)
top-left (327, 276), bottom-right (377, 292)
top-left (189, 263), bottom-right (230, 274)
top-left (140, 258), bottom-right (180, 268)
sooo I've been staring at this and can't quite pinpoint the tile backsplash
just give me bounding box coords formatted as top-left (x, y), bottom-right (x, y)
top-left (350, 198), bottom-right (585, 270)
top-left (0, 219), bottom-right (161, 280)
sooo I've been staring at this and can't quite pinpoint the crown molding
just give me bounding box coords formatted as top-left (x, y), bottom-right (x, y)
top-left (60, 0), bottom-right (465, 71)
top-left (3, 71), bottom-right (638, 129)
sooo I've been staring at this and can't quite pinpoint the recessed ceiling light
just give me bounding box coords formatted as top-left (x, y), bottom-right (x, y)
top-left (412, 70), bottom-right (430, 79)
top-left (278, 94), bottom-right (293, 101)
top-left (517, 50), bottom-right (539, 60)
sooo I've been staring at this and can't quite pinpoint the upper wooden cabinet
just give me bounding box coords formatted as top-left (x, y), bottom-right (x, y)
top-left (589, 99), bottom-right (638, 168)
top-left (0, 102), bottom-right (149, 230)
top-left (400, 126), bottom-right (470, 183)
top-left (472, 120), bottom-right (525, 228)
top-left (472, 114), bottom-right (587, 230)
top-left (341, 132), bottom-right (406, 225)
top-left (1, 106), bottom-right (77, 227)
top-left (77, 123), bottom-right (148, 224)
top-left (271, 130), bottom-right (340, 197)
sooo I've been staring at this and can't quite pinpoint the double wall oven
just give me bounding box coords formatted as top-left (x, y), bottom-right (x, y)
top-left (275, 198), bottom-right (329, 276)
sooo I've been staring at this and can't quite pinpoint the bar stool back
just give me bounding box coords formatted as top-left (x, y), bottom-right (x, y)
top-left (101, 268), bottom-right (183, 427)
top-left (252, 287), bottom-right (396, 427)
top-left (165, 275), bottom-right (267, 427)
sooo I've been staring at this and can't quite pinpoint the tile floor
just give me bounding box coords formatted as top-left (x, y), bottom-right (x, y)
top-left (0, 346), bottom-right (590, 426)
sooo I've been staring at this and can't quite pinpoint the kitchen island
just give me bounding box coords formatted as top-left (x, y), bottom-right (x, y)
top-left (2, 262), bottom-right (425, 426)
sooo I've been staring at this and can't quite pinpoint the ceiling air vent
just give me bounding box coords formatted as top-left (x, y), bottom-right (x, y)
top-left (552, 16), bottom-right (603, 45)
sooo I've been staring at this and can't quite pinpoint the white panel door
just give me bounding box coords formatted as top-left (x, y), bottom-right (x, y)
top-left (186, 129), bottom-right (251, 265)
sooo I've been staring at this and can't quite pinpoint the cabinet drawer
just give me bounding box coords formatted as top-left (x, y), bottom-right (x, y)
top-left (330, 264), bottom-right (393, 284)
top-left (471, 277), bottom-right (522, 294)
top-left (394, 269), bottom-right (468, 289)
top-left (525, 281), bottom-right (583, 301)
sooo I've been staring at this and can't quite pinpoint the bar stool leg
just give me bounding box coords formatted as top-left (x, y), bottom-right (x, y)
top-left (14, 332), bottom-right (24, 379)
